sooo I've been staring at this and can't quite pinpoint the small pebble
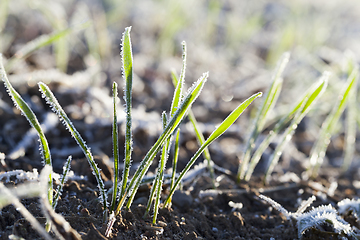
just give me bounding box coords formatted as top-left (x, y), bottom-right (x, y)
top-left (132, 196), bottom-right (148, 206)
top-left (158, 221), bottom-right (167, 227)
top-left (172, 190), bottom-right (193, 210)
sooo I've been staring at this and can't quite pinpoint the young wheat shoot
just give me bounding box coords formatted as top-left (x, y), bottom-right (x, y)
top-left (164, 92), bottom-right (262, 208)
top-left (237, 52), bottom-right (289, 182)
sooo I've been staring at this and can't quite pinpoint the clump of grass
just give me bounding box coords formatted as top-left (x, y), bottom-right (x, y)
top-left (237, 52), bottom-right (289, 182)
top-left (105, 27), bottom-right (261, 235)
top-left (307, 66), bottom-right (358, 178)
top-left (1, 25), bottom-right (261, 236)
top-left (236, 52), bottom-right (329, 183)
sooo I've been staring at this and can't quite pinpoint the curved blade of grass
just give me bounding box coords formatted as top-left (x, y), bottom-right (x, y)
top-left (38, 82), bottom-right (107, 217)
top-left (53, 155), bottom-right (72, 209)
top-left (164, 92), bottom-right (262, 208)
top-left (110, 82), bottom-right (120, 213)
top-left (119, 27), bottom-right (134, 201)
top-left (245, 72), bottom-right (329, 181)
top-left (237, 52), bottom-right (289, 182)
top-left (0, 54), bottom-right (53, 206)
top-left (114, 72), bottom-right (208, 215)
top-left (308, 68), bottom-right (358, 178)
top-left (5, 21), bottom-right (90, 72)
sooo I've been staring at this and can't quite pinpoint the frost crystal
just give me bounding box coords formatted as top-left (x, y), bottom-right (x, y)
top-left (338, 198), bottom-right (360, 220)
top-left (297, 205), bottom-right (353, 238)
top-left (260, 195), bottom-right (357, 239)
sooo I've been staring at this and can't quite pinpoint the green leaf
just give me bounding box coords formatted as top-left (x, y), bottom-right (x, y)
top-left (38, 82), bottom-right (107, 217)
top-left (119, 26), bottom-right (134, 202)
top-left (114, 72), bottom-right (209, 214)
top-left (308, 68), bottom-right (358, 178)
top-left (110, 82), bottom-right (120, 213)
top-left (0, 54), bottom-right (53, 206)
top-left (245, 72), bottom-right (329, 182)
top-left (5, 21), bottom-right (90, 71)
top-left (237, 52), bottom-right (289, 182)
top-left (342, 66), bottom-right (358, 172)
top-left (164, 92), bottom-right (262, 207)
top-left (53, 156), bottom-right (72, 209)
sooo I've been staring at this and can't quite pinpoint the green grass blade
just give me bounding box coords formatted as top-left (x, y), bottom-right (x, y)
top-left (144, 176), bottom-right (158, 218)
top-left (53, 155), bottom-right (72, 209)
top-left (114, 72), bottom-right (208, 214)
top-left (172, 65), bottom-right (216, 189)
top-left (169, 128), bottom-right (180, 196)
top-left (0, 54), bottom-right (53, 206)
top-left (164, 92), bottom-right (262, 208)
top-left (170, 41), bottom-right (186, 116)
top-left (38, 82), bottom-right (107, 217)
top-left (110, 82), bottom-right (120, 213)
top-left (0, 0), bottom-right (8, 34)
top-left (5, 21), bottom-right (90, 72)
top-left (237, 52), bottom-right (289, 182)
top-left (168, 42), bottom-right (186, 191)
top-left (342, 66), bottom-right (358, 172)
top-left (308, 69), bottom-right (358, 178)
top-left (188, 110), bottom-right (215, 188)
top-left (153, 112), bottom-right (168, 224)
top-left (119, 27), bottom-right (134, 201)
top-left (39, 2), bottom-right (69, 72)
top-left (144, 112), bottom-right (167, 218)
top-left (245, 72), bottom-right (329, 181)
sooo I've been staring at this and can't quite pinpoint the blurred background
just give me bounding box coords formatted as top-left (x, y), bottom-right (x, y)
top-left (1, 0), bottom-right (360, 177)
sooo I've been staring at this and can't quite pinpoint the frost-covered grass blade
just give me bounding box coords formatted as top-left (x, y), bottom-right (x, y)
top-left (38, 82), bottom-right (107, 218)
top-left (307, 68), bottom-right (358, 178)
top-left (171, 49), bottom-right (216, 188)
top-left (168, 42), bottom-right (186, 192)
top-left (237, 52), bottom-right (289, 182)
top-left (163, 92), bottom-right (262, 208)
top-left (0, 54), bottom-right (53, 207)
top-left (114, 71), bottom-right (209, 216)
top-left (144, 112), bottom-right (168, 219)
top-left (153, 112), bottom-right (168, 224)
top-left (110, 82), bottom-right (120, 213)
top-left (53, 155), bottom-right (72, 209)
top-left (127, 72), bottom-right (208, 208)
top-left (119, 27), bottom-right (134, 202)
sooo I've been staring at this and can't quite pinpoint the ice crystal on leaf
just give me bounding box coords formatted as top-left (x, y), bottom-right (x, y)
top-left (260, 195), bottom-right (358, 239)
top-left (297, 206), bottom-right (353, 239)
top-left (338, 198), bottom-right (360, 220)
